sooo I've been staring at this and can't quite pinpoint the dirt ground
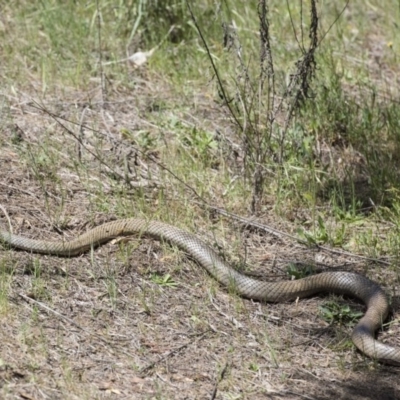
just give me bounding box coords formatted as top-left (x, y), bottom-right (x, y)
top-left (0, 85), bottom-right (400, 400)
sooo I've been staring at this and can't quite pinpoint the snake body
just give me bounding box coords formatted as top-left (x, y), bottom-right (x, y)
top-left (1, 218), bottom-right (399, 365)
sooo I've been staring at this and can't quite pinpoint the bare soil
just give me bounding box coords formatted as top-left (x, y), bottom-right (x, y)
top-left (0, 83), bottom-right (399, 400)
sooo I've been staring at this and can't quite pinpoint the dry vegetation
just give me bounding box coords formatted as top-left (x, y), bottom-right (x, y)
top-left (1, 1), bottom-right (400, 399)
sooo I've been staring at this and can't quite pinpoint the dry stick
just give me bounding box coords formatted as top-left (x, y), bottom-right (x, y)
top-left (139, 330), bottom-right (210, 375)
top-left (286, 0), bottom-right (305, 53)
top-left (278, 1), bottom-right (318, 164)
top-left (29, 102), bottom-right (129, 186)
top-left (0, 182), bottom-right (40, 200)
top-left (207, 205), bottom-right (392, 266)
top-left (208, 293), bottom-right (244, 329)
top-left (18, 292), bottom-right (94, 334)
top-left (283, 390), bottom-right (316, 400)
top-left (222, 15), bottom-right (268, 211)
top-left (17, 293), bottom-right (127, 355)
top-left (30, 102), bottom-right (205, 202)
top-left (186, 1), bottom-right (243, 132)
top-left (0, 204), bottom-right (13, 234)
top-left (318, 0), bottom-right (350, 45)
top-left (77, 106), bottom-right (89, 162)
top-left (95, 0), bottom-right (106, 104)
top-left (244, 0), bottom-right (350, 170)
top-left (258, 0), bottom-right (275, 140)
top-left (28, 104), bottom-right (391, 266)
top-left (210, 362), bottom-right (229, 400)
top-left (155, 372), bottom-right (179, 389)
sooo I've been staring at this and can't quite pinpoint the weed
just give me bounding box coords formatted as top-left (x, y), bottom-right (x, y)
top-left (319, 301), bottom-right (363, 326)
top-left (189, 0), bottom-right (320, 211)
top-left (297, 214), bottom-right (347, 247)
top-left (28, 259), bottom-right (51, 301)
top-left (103, 274), bottom-right (118, 308)
top-left (121, 128), bottom-right (158, 152)
top-left (0, 259), bottom-right (13, 315)
top-left (297, 215), bottom-right (329, 246)
top-left (248, 362), bottom-right (259, 372)
top-left (286, 263), bottom-right (315, 280)
top-left (149, 272), bottom-right (177, 288)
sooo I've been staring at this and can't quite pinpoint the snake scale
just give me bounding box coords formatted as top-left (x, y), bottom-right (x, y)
top-left (1, 218), bottom-right (399, 365)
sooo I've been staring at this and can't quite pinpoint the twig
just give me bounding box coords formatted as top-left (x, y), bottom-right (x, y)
top-left (258, 0), bottom-right (275, 120)
top-left (210, 362), bottom-right (229, 400)
top-left (29, 102), bottom-right (208, 203)
top-left (18, 293), bottom-right (106, 341)
top-left (186, 1), bottom-right (243, 132)
top-left (29, 102), bottom-right (129, 186)
top-left (17, 292), bottom-right (136, 361)
top-left (0, 204), bottom-right (13, 234)
top-left (282, 390), bottom-right (317, 400)
top-left (25, 102), bottom-right (391, 267)
top-left (139, 330), bottom-right (210, 375)
top-left (77, 106), bottom-right (89, 161)
top-left (155, 372), bottom-right (179, 389)
top-left (209, 293), bottom-right (244, 329)
top-left (277, 0), bottom-right (318, 163)
top-left (206, 205), bottom-right (392, 266)
top-left (318, 0), bottom-right (350, 45)
top-left (95, 0), bottom-right (106, 104)
top-left (0, 182), bottom-right (39, 200)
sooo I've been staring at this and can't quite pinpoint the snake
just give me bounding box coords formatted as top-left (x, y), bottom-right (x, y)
top-left (1, 217), bottom-right (399, 365)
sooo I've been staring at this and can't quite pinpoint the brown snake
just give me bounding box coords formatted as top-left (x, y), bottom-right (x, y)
top-left (1, 218), bottom-right (399, 365)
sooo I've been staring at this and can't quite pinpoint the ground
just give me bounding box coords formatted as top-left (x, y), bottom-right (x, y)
top-left (0, 89), bottom-right (399, 400)
top-left (1, 1), bottom-right (400, 400)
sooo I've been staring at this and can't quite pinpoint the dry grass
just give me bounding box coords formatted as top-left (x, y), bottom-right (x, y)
top-left (1, 84), bottom-right (399, 400)
top-left (1, 1), bottom-right (400, 399)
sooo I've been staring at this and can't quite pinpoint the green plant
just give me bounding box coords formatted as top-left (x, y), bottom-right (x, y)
top-left (296, 214), bottom-right (347, 247)
top-left (189, 0), bottom-right (320, 211)
top-left (149, 272), bottom-right (177, 288)
top-left (319, 301), bottom-right (363, 326)
top-left (248, 362), bottom-right (259, 372)
top-left (297, 215), bottom-right (329, 245)
top-left (179, 126), bottom-right (218, 160)
top-left (286, 263), bottom-right (315, 280)
top-left (104, 275), bottom-right (118, 308)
